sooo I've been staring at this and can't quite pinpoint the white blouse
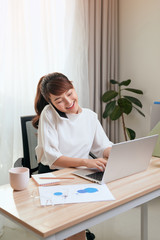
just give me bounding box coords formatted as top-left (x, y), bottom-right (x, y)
top-left (36, 104), bottom-right (113, 168)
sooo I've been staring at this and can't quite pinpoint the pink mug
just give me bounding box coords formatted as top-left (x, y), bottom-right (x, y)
top-left (9, 167), bottom-right (29, 191)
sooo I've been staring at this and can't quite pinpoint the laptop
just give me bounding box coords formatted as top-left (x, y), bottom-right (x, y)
top-left (72, 134), bottom-right (158, 184)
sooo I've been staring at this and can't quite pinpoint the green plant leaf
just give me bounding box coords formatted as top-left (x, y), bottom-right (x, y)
top-left (126, 128), bottom-right (136, 140)
top-left (110, 79), bottom-right (119, 84)
top-left (133, 106), bottom-right (145, 117)
top-left (118, 98), bottom-right (132, 114)
top-left (124, 96), bottom-right (142, 108)
top-left (102, 90), bottom-right (118, 103)
top-left (119, 79), bottom-right (131, 86)
top-left (110, 105), bottom-right (122, 120)
top-left (103, 101), bottom-right (116, 118)
top-left (124, 88), bottom-right (143, 94)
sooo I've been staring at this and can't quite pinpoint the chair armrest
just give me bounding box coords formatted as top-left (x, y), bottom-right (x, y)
top-left (14, 158), bottom-right (24, 167)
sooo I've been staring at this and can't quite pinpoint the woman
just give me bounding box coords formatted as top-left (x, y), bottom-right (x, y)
top-left (33, 72), bottom-right (113, 240)
top-left (33, 72), bottom-right (113, 173)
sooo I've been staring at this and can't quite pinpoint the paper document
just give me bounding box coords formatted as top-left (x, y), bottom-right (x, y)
top-left (38, 183), bottom-right (115, 206)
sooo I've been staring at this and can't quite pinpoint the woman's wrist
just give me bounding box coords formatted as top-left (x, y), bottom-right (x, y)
top-left (82, 158), bottom-right (88, 167)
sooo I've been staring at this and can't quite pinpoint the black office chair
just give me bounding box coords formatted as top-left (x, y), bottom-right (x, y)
top-left (14, 115), bottom-right (38, 176)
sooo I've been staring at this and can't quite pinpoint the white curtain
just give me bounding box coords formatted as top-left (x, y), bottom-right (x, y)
top-left (0, 0), bottom-right (89, 186)
top-left (88, 0), bottom-right (119, 143)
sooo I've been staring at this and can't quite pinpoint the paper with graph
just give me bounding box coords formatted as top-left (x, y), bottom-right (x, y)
top-left (38, 183), bottom-right (115, 205)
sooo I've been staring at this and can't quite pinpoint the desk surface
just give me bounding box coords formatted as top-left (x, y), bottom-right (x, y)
top-left (0, 157), bottom-right (160, 238)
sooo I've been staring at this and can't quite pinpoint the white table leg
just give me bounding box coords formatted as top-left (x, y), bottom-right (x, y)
top-left (141, 203), bottom-right (148, 240)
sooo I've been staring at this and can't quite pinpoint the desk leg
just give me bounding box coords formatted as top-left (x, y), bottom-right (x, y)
top-left (141, 203), bottom-right (148, 240)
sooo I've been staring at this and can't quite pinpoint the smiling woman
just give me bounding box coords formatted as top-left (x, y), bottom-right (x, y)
top-left (33, 72), bottom-right (113, 173)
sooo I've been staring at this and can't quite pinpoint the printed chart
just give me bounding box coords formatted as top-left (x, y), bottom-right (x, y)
top-left (38, 184), bottom-right (115, 205)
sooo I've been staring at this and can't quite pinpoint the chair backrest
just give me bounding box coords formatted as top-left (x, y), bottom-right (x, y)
top-left (21, 116), bottom-right (38, 175)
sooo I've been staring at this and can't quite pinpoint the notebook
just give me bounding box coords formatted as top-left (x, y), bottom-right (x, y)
top-left (73, 135), bottom-right (158, 184)
top-left (32, 173), bottom-right (60, 186)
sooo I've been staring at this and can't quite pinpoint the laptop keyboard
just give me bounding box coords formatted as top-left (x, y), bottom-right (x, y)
top-left (86, 172), bottom-right (103, 181)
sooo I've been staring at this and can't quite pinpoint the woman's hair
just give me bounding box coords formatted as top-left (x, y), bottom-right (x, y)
top-left (32, 72), bottom-right (73, 128)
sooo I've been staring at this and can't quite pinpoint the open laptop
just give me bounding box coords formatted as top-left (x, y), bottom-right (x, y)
top-left (73, 134), bottom-right (158, 184)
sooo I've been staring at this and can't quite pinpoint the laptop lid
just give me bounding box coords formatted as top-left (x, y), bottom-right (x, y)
top-left (73, 134), bottom-right (158, 184)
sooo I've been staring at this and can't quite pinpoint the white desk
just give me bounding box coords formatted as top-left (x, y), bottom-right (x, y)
top-left (0, 157), bottom-right (160, 240)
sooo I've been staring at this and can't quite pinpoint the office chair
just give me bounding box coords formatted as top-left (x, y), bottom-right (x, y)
top-left (14, 115), bottom-right (38, 176)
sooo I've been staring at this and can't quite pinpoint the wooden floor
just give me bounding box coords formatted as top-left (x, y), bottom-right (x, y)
top-left (0, 197), bottom-right (160, 240)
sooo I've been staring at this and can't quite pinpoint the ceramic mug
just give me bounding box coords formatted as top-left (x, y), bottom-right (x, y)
top-left (9, 167), bottom-right (29, 191)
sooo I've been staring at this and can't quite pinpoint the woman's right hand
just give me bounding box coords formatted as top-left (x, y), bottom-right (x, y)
top-left (84, 158), bottom-right (108, 172)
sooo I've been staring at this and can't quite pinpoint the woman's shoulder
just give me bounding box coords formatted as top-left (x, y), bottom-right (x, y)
top-left (82, 108), bottom-right (97, 118)
top-left (41, 104), bottom-right (59, 122)
top-left (41, 104), bottom-right (52, 115)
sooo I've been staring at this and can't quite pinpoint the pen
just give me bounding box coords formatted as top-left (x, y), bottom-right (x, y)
top-left (39, 177), bottom-right (75, 180)
top-left (40, 182), bottom-right (61, 186)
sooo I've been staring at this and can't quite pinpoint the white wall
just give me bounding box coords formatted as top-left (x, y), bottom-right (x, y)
top-left (119, 0), bottom-right (160, 141)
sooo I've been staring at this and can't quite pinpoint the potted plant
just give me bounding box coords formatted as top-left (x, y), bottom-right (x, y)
top-left (102, 79), bottom-right (145, 141)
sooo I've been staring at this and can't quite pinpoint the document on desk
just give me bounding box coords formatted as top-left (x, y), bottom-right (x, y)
top-left (38, 184), bottom-right (115, 206)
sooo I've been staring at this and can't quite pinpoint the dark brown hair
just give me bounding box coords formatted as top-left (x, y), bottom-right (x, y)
top-left (32, 72), bottom-right (73, 128)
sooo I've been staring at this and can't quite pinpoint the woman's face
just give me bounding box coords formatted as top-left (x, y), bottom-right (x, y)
top-left (50, 88), bottom-right (80, 114)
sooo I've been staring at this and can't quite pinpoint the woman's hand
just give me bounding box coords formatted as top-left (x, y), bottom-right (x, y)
top-left (103, 147), bottom-right (112, 158)
top-left (84, 158), bottom-right (108, 172)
